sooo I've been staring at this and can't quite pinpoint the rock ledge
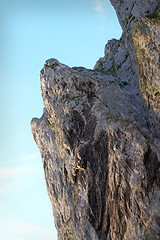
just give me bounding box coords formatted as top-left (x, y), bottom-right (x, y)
top-left (31, 1), bottom-right (160, 239)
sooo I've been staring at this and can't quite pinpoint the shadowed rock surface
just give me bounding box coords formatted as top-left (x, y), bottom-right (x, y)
top-left (31, 1), bottom-right (160, 239)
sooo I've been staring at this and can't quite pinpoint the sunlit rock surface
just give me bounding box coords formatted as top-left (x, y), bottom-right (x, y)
top-left (31, 0), bottom-right (160, 239)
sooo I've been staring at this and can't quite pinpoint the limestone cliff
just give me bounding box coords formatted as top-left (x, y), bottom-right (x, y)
top-left (31, 1), bottom-right (160, 239)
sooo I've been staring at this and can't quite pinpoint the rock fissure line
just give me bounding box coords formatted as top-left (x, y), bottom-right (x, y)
top-left (31, 0), bottom-right (160, 239)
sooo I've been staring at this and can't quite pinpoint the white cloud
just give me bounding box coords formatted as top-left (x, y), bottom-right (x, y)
top-left (0, 220), bottom-right (57, 240)
top-left (0, 150), bottom-right (43, 197)
top-left (0, 167), bottom-right (26, 179)
top-left (1, 150), bottom-right (40, 165)
top-left (0, 181), bottom-right (16, 195)
top-left (0, 151), bottom-right (40, 182)
top-left (93, 0), bottom-right (106, 13)
top-left (0, 166), bottom-right (33, 195)
top-left (16, 151), bottom-right (40, 163)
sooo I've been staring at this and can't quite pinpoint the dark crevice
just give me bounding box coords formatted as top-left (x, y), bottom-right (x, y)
top-left (85, 131), bottom-right (109, 237)
top-left (143, 146), bottom-right (160, 191)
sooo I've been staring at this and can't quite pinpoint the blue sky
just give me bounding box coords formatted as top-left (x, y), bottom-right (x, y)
top-left (0, 0), bottom-right (122, 239)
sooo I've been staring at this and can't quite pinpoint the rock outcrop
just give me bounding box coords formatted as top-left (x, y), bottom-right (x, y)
top-left (31, 1), bottom-right (160, 239)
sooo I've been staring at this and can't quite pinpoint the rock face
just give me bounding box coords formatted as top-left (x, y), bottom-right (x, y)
top-left (31, 1), bottom-right (160, 239)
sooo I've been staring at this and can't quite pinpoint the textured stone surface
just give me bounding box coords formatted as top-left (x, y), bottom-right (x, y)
top-left (110, 0), bottom-right (159, 32)
top-left (31, 0), bottom-right (160, 239)
top-left (133, 16), bottom-right (160, 133)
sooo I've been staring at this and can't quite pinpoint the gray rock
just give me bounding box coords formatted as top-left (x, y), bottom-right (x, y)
top-left (31, 0), bottom-right (160, 239)
top-left (110, 0), bottom-right (159, 32)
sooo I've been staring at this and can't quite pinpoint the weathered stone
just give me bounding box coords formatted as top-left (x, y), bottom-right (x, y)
top-left (110, 0), bottom-right (160, 32)
top-left (133, 16), bottom-right (160, 133)
top-left (31, 0), bottom-right (160, 239)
